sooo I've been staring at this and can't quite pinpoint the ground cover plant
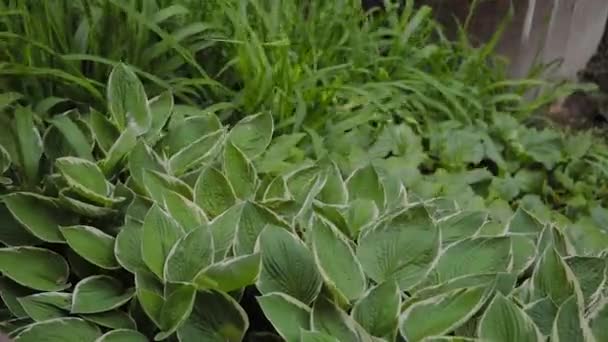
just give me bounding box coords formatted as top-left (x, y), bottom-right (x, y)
top-left (0, 64), bottom-right (607, 342)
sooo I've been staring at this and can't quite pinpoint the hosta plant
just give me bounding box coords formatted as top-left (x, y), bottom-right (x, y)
top-left (0, 65), bottom-right (606, 342)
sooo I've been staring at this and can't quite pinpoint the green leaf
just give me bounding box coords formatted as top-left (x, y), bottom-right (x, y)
top-left (256, 225), bottom-right (322, 304)
top-left (4, 192), bottom-right (73, 243)
top-left (478, 293), bottom-right (542, 342)
top-left (511, 235), bottom-right (537, 275)
top-left (263, 176), bottom-right (290, 201)
top-left (0, 204), bottom-right (41, 247)
top-left (352, 281), bottom-right (400, 338)
top-left (101, 126), bottom-right (138, 176)
top-left (0, 277), bottom-right (32, 317)
top-left (114, 223), bottom-right (146, 274)
top-left (0, 247), bottom-right (69, 291)
top-left (56, 157), bottom-right (114, 204)
top-left (399, 286), bottom-right (488, 342)
top-left (286, 165), bottom-right (321, 203)
top-left (508, 208), bottom-right (543, 234)
top-left (224, 142), bottom-right (258, 199)
top-left (208, 204), bottom-right (242, 259)
top-left (144, 91), bottom-right (174, 144)
top-left (60, 225), bottom-right (119, 270)
top-left (13, 317), bottom-right (101, 342)
top-left (135, 271), bottom-right (163, 327)
top-left (235, 202), bottom-right (285, 255)
top-left (89, 108), bottom-right (120, 154)
top-left (168, 129), bottom-right (225, 176)
top-left (318, 162), bottom-right (348, 205)
top-left (435, 236), bottom-right (512, 283)
top-left (438, 211), bottom-right (487, 246)
top-left (80, 310), bottom-right (136, 330)
top-left (0, 92), bottom-right (22, 110)
top-left (14, 106), bottom-right (42, 185)
top-left (142, 204), bottom-right (185, 279)
top-left (257, 292), bottom-right (311, 342)
top-left (143, 169), bottom-right (192, 205)
top-left (312, 217), bottom-right (366, 301)
top-left (551, 295), bottom-right (586, 342)
top-left (48, 114), bottom-right (94, 161)
top-left (194, 167), bottom-right (237, 218)
top-left (311, 297), bottom-right (358, 342)
top-left (228, 111), bottom-right (273, 159)
top-left (300, 330), bottom-right (340, 342)
top-left (525, 298), bottom-right (558, 336)
top-left (0, 144), bottom-right (11, 174)
top-left (357, 206), bottom-right (439, 289)
top-left (128, 141), bottom-right (165, 192)
top-left (162, 189), bottom-right (207, 232)
top-left (345, 199), bottom-right (379, 236)
top-left (193, 253), bottom-right (260, 292)
top-left (531, 247), bottom-right (575, 306)
top-left (519, 128), bottom-right (562, 169)
top-left (107, 63), bottom-right (151, 134)
top-left (164, 226), bottom-right (214, 283)
top-left (162, 114), bottom-right (222, 155)
top-left (71, 276), bottom-right (135, 314)
top-left (564, 256), bottom-right (606, 306)
top-left (96, 329), bottom-right (148, 342)
top-left (18, 292), bottom-right (71, 321)
top-left (155, 284), bottom-right (196, 341)
top-left (177, 289), bottom-right (248, 342)
top-left (590, 299), bottom-right (608, 341)
top-left (347, 165), bottom-right (385, 209)
top-left (58, 191), bottom-right (118, 218)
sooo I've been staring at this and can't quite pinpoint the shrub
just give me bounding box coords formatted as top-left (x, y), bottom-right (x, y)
top-left (0, 64), bottom-right (606, 342)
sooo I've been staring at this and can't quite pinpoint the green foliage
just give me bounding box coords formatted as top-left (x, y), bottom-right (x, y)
top-left (0, 65), bottom-right (606, 341)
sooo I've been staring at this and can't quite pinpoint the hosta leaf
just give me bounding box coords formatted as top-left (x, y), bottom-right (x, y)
top-left (346, 165), bottom-right (385, 209)
top-left (80, 310), bottom-right (136, 330)
top-left (257, 293), bottom-right (311, 342)
top-left (100, 126), bottom-right (138, 176)
top-left (318, 162), bottom-right (348, 205)
top-left (155, 284), bottom-right (196, 341)
top-left (311, 297), bottom-right (358, 342)
top-left (162, 114), bottom-right (222, 155)
top-left (60, 225), bottom-right (119, 270)
top-left (263, 176), bottom-right (289, 201)
top-left (0, 204), bottom-right (41, 247)
top-left (590, 299), bottom-right (608, 341)
top-left (107, 63), bottom-right (151, 134)
top-left (399, 286), bottom-right (488, 342)
top-left (228, 111), bottom-right (273, 159)
top-left (194, 253), bottom-right (260, 292)
top-left (194, 167), bottom-right (237, 218)
top-left (144, 91), bottom-right (173, 144)
top-left (128, 141), bottom-right (165, 192)
top-left (286, 165), bottom-right (321, 203)
top-left (525, 298), bottom-right (558, 336)
top-left (438, 211), bottom-right (487, 246)
top-left (256, 225), bottom-right (322, 304)
top-left (48, 114), bottom-right (94, 161)
top-left (164, 226), bottom-right (214, 283)
top-left (71, 276), bottom-right (135, 314)
top-left (114, 223), bottom-right (146, 274)
top-left (0, 144), bottom-right (11, 174)
top-left (0, 247), bottom-right (69, 291)
top-left (89, 108), bottom-right (120, 154)
top-left (143, 169), bottom-right (192, 205)
top-left (235, 201), bottom-right (286, 255)
top-left (142, 204), bottom-right (185, 279)
top-left (58, 192), bottom-right (118, 218)
top-left (345, 199), bottom-right (378, 236)
top-left (14, 106), bottom-right (43, 185)
top-left (168, 129), bottom-right (224, 176)
top-left (478, 293), bottom-right (542, 342)
top-left (508, 208), bottom-right (543, 234)
top-left (511, 235), bottom-right (537, 275)
top-left (135, 271), bottom-right (163, 327)
top-left (312, 217), bottom-right (366, 301)
top-left (13, 317), bottom-right (100, 342)
top-left (551, 295), bottom-right (586, 342)
top-left (224, 142), bottom-right (258, 199)
top-left (300, 330), bottom-right (340, 342)
top-left (208, 204), bottom-right (242, 259)
top-left (177, 289), bottom-right (248, 342)
top-left (96, 329), bottom-right (148, 342)
top-left (352, 281), bottom-right (400, 338)
top-left (3, 192), bottom-right (73, 243)
top-left (564, 256), bottom-right (606, 306)
top-left (162, 189), bottom-right (207, 232)
top-left (435, 236), bottom-right (512, 283)
top-left (0, 277), bottom-right (32, 317)
top-left (531, 247), bottom-right (575, 306)
top-left (357, 206), bottom-right (439, 289)
top-left (56, 157), bottom-right (114, 203)
top-left (18, 292), bottom-right (71, 321)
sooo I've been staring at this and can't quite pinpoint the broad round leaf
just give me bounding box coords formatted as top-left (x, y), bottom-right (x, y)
top-left (60, 225), bottom-right (119, 269)
top-left (56, 157), bottom-right (112, 204)
top-left (107, 63), bottom-right (151, 134)
top-left (81, 310), bottom-right (136, 330)
top-left (531, 247), bottom-right (576, 306)
top-left (194, 253), bottom-right (260, 292)
top-left (352, 281), bottom-right (400, 338)
top-left (256, 226), bottom-right (323, 304)
top-left (96, 329), bottom-right (148, 342)
top-left (135, 271), bottom-right (164, 327)
top-left (0, 277), bottom-right (32, 318)
top-left (228, 111), bottom-right (273, 159)
top-left (14, 317), bottom-right (100, 342)
top-left (311, 297), bottom-right (359, 342)
top-left (128, 141), bottom-right (165, 192)
top-left (551, 295), bottom-right (587, 342)
top-left (142, 205), bottom-right (184, 279)
top-left (164, 226), bottom-right (214, 283)
top-left (478, 293), bottom-right (542, 342)
top-left (194, 167), bottom-right (237, 218)
top-left (177, 289), bottom-right (249, 342)
top-left (18, 292), bottom-right (71, 321)
top-left (257, 293), bottom-right (311, 341)
top-left (438, 211), bottom-right (487, 246)
top-left (208, 204), bottom-right (243, 259)
top-left (346, 165), bottom-right (385, 209)
top-left (161, 189), bottom-right (207, 232)
top-left (235, 202), bottom-right (286, 256)
top-left (168, 129), bottom-right (224, 176)
top-left (114, 223), bottom-right (146, 274)
top-left (71, 276), bottom-right (135, 314)
top-left (0, 204), bottom-right (41, 246)
top-left (0, 247), bottom-right (69, 291)
top-left (155, 284), bottom-right (196, 341)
